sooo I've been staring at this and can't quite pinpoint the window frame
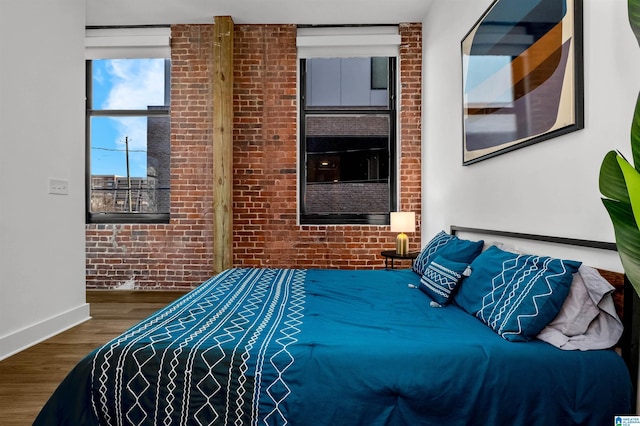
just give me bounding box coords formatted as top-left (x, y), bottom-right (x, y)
top-left (85, 59), bottom-right (171, 224)
top-left (299, 57), bottom-right (398, 226)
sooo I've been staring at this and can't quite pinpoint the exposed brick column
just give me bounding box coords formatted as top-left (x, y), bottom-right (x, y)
top-left (399, 23), bottom-right (423, 224)
top-left (233, 25), bottom-right (300, 267)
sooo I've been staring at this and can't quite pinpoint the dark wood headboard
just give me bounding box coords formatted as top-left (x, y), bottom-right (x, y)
top-left (450, 226), bottom-right (640, 395)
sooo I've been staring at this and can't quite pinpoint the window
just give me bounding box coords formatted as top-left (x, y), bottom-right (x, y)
top-left (299, 56), bottom-right (397, 225)
top-left (85, 27), bottom-right (171, 224)
top-left (297, 26), bottom-right (400, 225)
top-left (86, 58), bottom-right (171, 223)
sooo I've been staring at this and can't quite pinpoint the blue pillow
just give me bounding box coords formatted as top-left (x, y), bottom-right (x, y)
top-left (413, 231), bottom-right (484, 276)
top-left (454, 246), bottom-right (581, 342)
top-left (419, 255), bottom-right (469, 306)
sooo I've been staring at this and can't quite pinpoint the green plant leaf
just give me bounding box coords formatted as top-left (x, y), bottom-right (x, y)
top-left (600, 0), bottom-right (640, 298)
top-left (617, 155), bottom-right (640, 230)
top-left (630, 0), bottom-right (640, 45)
top-left (632, 93), bottom-right (640, 169)
top-left (599, 150), bottom-right (631, 203)
top-left (602, 198), bottom-right (640, 295)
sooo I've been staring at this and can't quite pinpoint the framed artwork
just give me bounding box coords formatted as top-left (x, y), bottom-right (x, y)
top-left (461, 0), bottom-right (583, 165)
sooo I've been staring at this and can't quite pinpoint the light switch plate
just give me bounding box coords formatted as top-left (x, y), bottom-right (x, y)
top-left (49, 178), bottom-right (69, 195)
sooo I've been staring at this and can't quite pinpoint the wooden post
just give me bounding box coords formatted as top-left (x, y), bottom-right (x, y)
top-left (212, 16), bottom-right (234, 273)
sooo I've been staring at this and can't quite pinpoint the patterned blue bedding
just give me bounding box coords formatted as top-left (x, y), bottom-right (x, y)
top-left (35, 268), bottom-right (633, 425)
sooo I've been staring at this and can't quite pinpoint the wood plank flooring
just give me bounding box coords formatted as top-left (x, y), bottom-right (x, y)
top-left (0, 290), bottom-right (186, 426)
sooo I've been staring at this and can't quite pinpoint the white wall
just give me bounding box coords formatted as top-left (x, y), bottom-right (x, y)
top-left (422, 0), bottom-right (640, 270)
top-left (0, 0), bottom-right (89, 360)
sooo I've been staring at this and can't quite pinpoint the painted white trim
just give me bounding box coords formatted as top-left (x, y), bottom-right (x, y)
top-left (86, 27), bottom-right (171, 59)
top-left (0, 304), bottom-right (91, 361)
top-left (297, 26), bottom-right (400, 58)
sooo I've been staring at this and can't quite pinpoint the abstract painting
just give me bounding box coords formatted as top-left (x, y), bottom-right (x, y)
top-left (462, 0), bottom-right (583, 165)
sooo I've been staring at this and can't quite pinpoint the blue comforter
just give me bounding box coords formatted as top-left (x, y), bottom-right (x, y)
top-left (35, 268), bottom-right (633, 425)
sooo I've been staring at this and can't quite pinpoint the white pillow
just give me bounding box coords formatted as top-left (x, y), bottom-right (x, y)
top-left (537, 265), bottom-right (623, 351)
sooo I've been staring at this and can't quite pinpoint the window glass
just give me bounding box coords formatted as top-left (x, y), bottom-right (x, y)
top-left (87, 58), bottom-right (170, 222)
top-left (300, 57), bottom-right (396, 225)
top-left (91, 59), bottom-right (167, 109)
top-left (371, 57), bottom-right (389, 90)
top-left (305, 57), bottom-right (389, 108)
top-left (305, 114), bottom-right (390, 215)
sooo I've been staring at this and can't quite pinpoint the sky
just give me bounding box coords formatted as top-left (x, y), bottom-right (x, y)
top-left (90, 58), bottom-right (166, 177)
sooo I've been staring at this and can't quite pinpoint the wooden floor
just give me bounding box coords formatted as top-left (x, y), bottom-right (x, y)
top-left (0, 290), bottom-right (186, 426)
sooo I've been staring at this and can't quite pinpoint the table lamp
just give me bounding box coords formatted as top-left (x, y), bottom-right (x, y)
top-left (390, 211), bottom-right (415, 255)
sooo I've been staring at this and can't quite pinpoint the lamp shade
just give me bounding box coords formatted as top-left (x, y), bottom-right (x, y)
top-left (390, 212), bottom-right (415, 233)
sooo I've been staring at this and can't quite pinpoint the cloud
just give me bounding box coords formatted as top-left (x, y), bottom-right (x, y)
top-left (103, 59), bottom-right (165, 110)
top-left (111, 117), bottom-right (147, 151)
top-left (103, 59), bottom-right (166, 152)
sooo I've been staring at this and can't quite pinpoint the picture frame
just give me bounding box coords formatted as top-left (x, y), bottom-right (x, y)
top-left (461, 0), bottom-right (583, 165)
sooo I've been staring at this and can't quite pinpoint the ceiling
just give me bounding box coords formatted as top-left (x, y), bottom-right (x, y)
top-left (86, 0), bottom-right (434, 26)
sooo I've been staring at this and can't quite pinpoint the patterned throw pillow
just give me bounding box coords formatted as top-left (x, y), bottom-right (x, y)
top-left (454, 245), bottom-right (581, 342)
top-left (419, 256), bottom-right (469, 306)
top-left (412, 231), bottom-right (484, 276)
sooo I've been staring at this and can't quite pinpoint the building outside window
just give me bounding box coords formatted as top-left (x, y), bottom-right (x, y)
top-left (297, 27), bottom-right (400, 225)
top-left (85, 28), bottom-right (171, 224)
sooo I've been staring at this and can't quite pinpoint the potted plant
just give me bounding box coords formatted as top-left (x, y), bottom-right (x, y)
top-left (600, 0), bottom-right (640, 297)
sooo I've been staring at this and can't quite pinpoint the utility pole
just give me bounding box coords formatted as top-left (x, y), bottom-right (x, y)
top-left (125, 136), bottom-right (132, 212)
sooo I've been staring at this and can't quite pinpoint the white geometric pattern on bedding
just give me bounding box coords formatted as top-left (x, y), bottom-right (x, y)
top-left (478, 256), bottom-right (556, 337)
top-left (90, 268), bottom-right (306, 426)
top-left (474, 252), bottom-right (577, 341)
top-left (420, 260), bottom-right (463, 300)
top-left (412, 231), bottom-right (453, 275)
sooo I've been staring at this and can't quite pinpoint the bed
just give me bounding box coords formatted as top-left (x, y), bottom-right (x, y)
top-left (35, 227), bottom-right (637, 425)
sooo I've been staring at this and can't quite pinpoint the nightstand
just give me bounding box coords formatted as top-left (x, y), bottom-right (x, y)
top-left (381, 250), bottom-right (420, 270)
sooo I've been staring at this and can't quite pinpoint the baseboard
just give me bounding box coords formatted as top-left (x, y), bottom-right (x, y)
top-left (0, 303), bottom-right (91, 361)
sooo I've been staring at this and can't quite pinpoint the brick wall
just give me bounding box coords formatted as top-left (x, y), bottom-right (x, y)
top-left (85, 23), bottom-right (422, 289)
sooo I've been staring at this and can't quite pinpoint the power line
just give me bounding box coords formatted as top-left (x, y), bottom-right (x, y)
top-left (92, 146), bottom-right (147, 153)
